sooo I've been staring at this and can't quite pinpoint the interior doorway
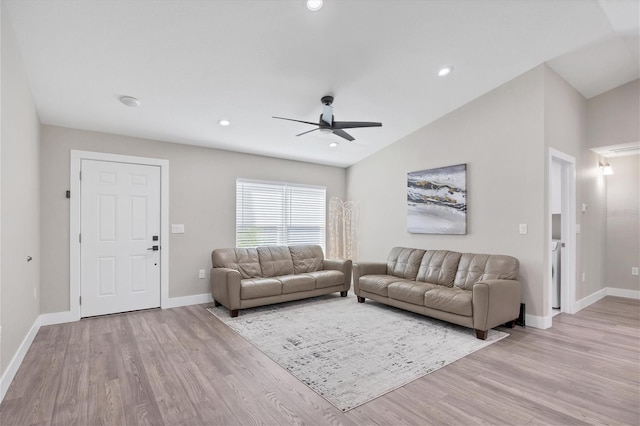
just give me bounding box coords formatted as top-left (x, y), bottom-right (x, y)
top-left (548, 148), bottom-right (577, 318)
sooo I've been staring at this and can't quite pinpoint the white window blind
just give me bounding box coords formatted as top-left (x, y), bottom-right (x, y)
top-left (236, 179), bottom-right (326, 251)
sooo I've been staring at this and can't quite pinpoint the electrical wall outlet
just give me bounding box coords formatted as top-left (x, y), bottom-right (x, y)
top-left (519, 224), bottom-right (528, 235)
top-left (632, 267), bottom-right (639, 276)
top-left (199, 269), bottom-right (206, 279)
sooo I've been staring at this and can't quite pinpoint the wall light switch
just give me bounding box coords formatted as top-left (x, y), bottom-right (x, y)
top-left (576, 224), bottom-right (581, 234)
top-left (199, 269), bottom-right (206, 279)
top-left (632, 267), bottom-right (639, 276)
top-left (171, 224), bottom-right (185, 234)
top-left (519, 224), bottom-right (528, 235)
top-left (581, 203), bottom-right (588, 213)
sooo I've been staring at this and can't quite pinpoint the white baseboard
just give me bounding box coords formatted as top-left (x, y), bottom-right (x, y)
top-left (574, 288), bottom-right (608, 312)
top-left (0, 316), bottom-right (41, 402)
top-left (39, 310), bottom-right (78, 326)
top-left (162, 293), bottom-right (213, 309)
top-left (525, 314), bottom-right (552, 329)
top-left (607, 287), bottom-right (640, 299)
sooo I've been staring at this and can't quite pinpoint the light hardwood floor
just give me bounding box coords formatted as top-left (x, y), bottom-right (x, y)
top-left (1, 296), bottom-right (638, 425)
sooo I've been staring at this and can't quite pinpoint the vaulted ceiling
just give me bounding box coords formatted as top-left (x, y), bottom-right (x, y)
top-left (4, 0), bottom-right (639, 167)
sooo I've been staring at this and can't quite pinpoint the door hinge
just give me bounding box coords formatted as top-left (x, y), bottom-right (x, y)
top-left (79, 296), bottom-right (82, 305)
top-left (79, 233), bottom-right (81, 243)
top-left (79, 170), bottom-right (82, 180)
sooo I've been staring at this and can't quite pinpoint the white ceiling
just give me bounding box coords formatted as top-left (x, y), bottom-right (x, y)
top-left (4, 0), bottom-right (639, 167)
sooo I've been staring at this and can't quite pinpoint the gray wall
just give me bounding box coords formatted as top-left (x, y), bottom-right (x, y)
top-left (587, 79), bottom-right (640, 149)
top-left (346, 64), bottom-right (613, 318)
top-left (1, 7), bottom-right (41, 375)
top-left (543, 66), bottom-right (607, 301)
top-left (347, 66), bottom-right (548, 316)
top-left (606, 155), bottom-right (640, 291)
top-left (40, 125), bottom-right (346, 313)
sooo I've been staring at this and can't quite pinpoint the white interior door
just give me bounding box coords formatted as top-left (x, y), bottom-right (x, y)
top-left (80, 159), bottom-right (161, 317)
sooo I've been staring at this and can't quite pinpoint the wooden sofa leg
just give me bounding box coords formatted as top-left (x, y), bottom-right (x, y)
top-left (230, 309), bottom-right (239, 318)
top-left (340, 291), bottom-right (348, 297)
top-left (503, 320), bottom-right (516, 328)
top-left (357, 296), bottom-right (365, 303)
top-left (475, 329), bottom-right (488, 340)
top-left (213, 299), bottom-right (221, 307)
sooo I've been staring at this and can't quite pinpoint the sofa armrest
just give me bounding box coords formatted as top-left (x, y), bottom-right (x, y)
top-left (323, 259), bottom-right (353, 291)
top-left (472, 279), bottom-right (521, 331)
top-left (353, 262), bottom-right (387, 294)
top-left (210, 267), bottom-right (242, 310)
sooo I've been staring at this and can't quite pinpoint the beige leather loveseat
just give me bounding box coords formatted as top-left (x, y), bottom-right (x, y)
top-left (354, 247), bottom-right (521, 339)
top-left (211, 245), bottom-right (352, 317)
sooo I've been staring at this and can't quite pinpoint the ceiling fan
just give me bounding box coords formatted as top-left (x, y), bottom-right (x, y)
top-left (273, 96), bottom-right (382, 141)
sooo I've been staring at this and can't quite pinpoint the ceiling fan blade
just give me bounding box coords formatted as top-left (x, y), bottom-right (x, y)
top-left (332, 121), bottom-right (382, 129)
top-left (296, 128), bottom-right (320, 137)
top-left (273, 116), bottom-right (319, 126)
top-left (321, 104), bottom-right (333, 126)
top-left (332, 129), bottom-right (355, 141)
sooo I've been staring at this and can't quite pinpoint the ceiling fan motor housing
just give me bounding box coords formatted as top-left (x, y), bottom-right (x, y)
top-left (321, 95), bottom-right (334, 106)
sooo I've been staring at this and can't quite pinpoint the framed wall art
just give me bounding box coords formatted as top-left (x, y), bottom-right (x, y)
top-left (407, 163), bottom-right (467, 234)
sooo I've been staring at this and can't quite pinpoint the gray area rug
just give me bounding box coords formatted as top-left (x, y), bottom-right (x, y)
top-left (207, 294), bottom-right (508, 411)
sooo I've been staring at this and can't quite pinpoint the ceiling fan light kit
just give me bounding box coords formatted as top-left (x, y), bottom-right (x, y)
top-left (273, 95), bottom-right (382, 142)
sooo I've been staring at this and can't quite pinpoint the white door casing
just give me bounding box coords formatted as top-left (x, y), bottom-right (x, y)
top-left (80, 159), bottom-right (161, 317)
top-left (548, 148), bottom-right (577, 319)
top-left (70, 151), bottom-right (169, 321)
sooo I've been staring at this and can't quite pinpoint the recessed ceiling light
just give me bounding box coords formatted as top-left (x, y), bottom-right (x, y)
top-left (218, 119), bottom-right (231, 127)
top-left (329, 142), bottom-right (339, 148)
top-left (120, 96), bottom-right (140, 107)
top-left (438, 65), bottom-right (454, 77)
top-left (307, 0), bottom-right (323, 11)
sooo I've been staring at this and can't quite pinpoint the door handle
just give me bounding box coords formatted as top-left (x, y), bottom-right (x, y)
top-left (147, 245), bottom-right (159, 251)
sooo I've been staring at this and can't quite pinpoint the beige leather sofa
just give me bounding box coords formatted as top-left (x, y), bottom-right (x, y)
top-left (354, 247), bottom-right (521, 339)
top-left (211, 245), bottom-right (352, 317)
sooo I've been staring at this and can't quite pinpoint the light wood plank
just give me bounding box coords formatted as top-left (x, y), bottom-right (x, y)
top-left (1, 296), bottom-right (638, 425)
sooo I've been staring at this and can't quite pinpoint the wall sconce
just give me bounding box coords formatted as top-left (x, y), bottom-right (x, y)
top-left (599, 161), bottom-right (613, 176)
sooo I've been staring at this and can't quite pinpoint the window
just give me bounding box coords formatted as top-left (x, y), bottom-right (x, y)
top-left (236, 179), bottom-right (326, 251)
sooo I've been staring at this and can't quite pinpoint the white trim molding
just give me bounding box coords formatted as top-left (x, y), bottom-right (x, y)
top-left (0, 316), bottom-right (40, 401)
top-left (70, 150), bottom-right (170, 320)
top-left (162, 293), bottom-right (213, 309)
top-left (525, 314), bottom-right (553, 330)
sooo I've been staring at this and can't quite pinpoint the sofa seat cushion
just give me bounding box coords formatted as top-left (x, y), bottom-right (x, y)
top-left (359, 275), bottom-right (411, 297)
top-left (388, 281), bottom-right (441, 305)
top-left (304, 270), bottom-right (344, 289)
top-left (424, 287), bottom-right (473, 316)
top-left (277, 274), bottom-right (316, 294)
top-left (240, 278), bottom-right (282, 299)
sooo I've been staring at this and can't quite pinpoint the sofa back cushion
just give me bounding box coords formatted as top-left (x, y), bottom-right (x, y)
top-left (454, 253), bottom-right (519, 290)
top-left (257, 246), bottom-right (295, 277)
top-left (289, 245), bottom-right (324, 274)
top-left (416, 250), bottom-right (462, 287)
top-left (212, 248), bottom-right (262, 279)
top-left (386, 247), bottom-right (426, 280)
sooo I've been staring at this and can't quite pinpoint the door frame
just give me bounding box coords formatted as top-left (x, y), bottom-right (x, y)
top-left (547, 148), bottom-right (577, 317)
top-left (70, 150), bottom-right (169, 320)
